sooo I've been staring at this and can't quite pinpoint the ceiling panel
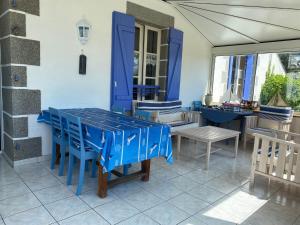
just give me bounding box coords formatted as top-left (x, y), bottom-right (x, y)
top-left (166, 0), bottom-right (300, 46)
top-left (181, 2), bottom-right (300, 31)
top-left (180, 5), bottom-right (300, 43)
top-left (176, 6), bottom-right (255, 46)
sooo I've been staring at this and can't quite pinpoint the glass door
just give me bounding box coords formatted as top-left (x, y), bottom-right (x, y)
top-left (143, 26), bottom-right (161, 100)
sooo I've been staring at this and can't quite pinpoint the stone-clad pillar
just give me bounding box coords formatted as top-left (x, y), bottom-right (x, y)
top-left (0, 0), bottom-right (41, 165)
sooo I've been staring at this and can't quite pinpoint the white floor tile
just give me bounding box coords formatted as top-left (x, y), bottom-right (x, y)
top-left (0, 170), bottom-right (22, 187)
top-left (4, 206), bottom-right (55, 225)
top-left (178, 216), bottom-right (208, 225)
top-left (123, 190), bottom-right (163, 211)
top-left (188, 185), bottom-right (226, 204)
top-left (205, 175), bottom-right (242, 194)
top-left (0, 193), bottom-right (41, 218)
top-left (45, 196), bottom-right (90, 221)
top-left (243, 201), bottom-right (300, 225)
top-left (94, 200), bottom-right (139, 224)
top-left (168, 193), bottom-right (210, 215)
top-left (168, 175), bottom-right (199, 191)
top-left (110, 181), bottom-right (143, 198)
top-left (34, 184), bottom-right (74, 204)
top-left (0, 182), bottom-right (31, 201)
top-left (143, 180), bottom-right (183, 200)
top-left (117, 213), bottom-right (159, 225)
top-left (79, 190), bottom-right (117, 208)
top-left (24, 174), bottom-right (61, 191)
top-left (59, 210), bottom-right (109, 225)
top-left (144, 202), bottom-right (189, 225)
top-left (184, 168), bottom-right (223, 184)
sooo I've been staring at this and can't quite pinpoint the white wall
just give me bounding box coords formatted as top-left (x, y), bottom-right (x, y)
top-left (25, 0), bottom-right (212, 155)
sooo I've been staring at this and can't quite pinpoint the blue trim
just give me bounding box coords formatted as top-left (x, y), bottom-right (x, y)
top-left (166, 28), bottom-right (183, 101)
top-left (110, 11), bottom-right (135, 111)
top-left (242, 55), bottom-right (255, 101)
top-left (227, 56), bottom-right (234, 90)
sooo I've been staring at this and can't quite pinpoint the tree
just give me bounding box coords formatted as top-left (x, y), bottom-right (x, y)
top-left (260, 73), bottom-right (300, 110)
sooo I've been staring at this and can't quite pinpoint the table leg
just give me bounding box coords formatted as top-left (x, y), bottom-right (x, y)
top-left (206, 142), bottom-right (211, 170)
top-left (234, 135), bottom-right (239, 158)
top-left (141, 159), bottom-right (151, 181)
top-left (98, 164), bottom-right (108, 198)
top-left (177, 135), bottom-right (181, 153)
top-left (55, 144), bottom-right (60, 165)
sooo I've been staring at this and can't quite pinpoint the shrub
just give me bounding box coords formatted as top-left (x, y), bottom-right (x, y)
top-left (260, 73), bottom-right (300, 110)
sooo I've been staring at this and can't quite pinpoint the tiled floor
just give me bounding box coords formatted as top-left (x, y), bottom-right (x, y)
top-left (0, 139), bottom-right (300, 225)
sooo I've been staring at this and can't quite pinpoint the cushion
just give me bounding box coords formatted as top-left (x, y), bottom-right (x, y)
top-left (136, 100), bottom-right (182, 110)
top-left (158, 112), bottom-right (183, 124)
top-left (259, 105), bottom-right (292, 121)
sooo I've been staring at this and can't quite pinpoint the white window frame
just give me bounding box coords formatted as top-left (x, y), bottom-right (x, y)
top-left (134, 23), bottom-right (144, 89)
top-left (134, 24), bottom-right (161, 101)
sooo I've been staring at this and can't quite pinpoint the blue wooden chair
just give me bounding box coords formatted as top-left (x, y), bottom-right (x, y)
top-left (134, 109), bottom-right (152, 121)
top-left (49, 107), bottom-right (68, 176)
top-left (111, 106), bottom-right (126, 114)
top-left (62, 113), bottom-right (98, 195)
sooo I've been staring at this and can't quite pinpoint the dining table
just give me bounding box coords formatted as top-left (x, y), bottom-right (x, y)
top-left (38, 108), bottom-right (173, 197)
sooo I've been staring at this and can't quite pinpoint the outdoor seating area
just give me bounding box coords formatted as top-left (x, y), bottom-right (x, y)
top-left (1, 0), bottom-right (300, 225)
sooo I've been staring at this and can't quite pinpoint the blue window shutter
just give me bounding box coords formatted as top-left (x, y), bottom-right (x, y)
top-left (227, 56), bottom-right (234, 90)
top-left (110, 11), bottom-right (135, 111)
top-left (242, 55), bottom-right (255, 101)
top-left (166, 28), bottom-right (183, 101)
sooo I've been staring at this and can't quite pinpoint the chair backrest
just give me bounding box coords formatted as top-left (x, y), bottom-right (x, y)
top-left (111, 106), bottom-right (125, 114)
top-left (252, 133), bottom-right (300, 184)
top-left (49, 107), bottom-right (63, 136)
top-left (62, 113), bottom-right (84, 153)
top-left (134, 109), bottom-right (152, 121)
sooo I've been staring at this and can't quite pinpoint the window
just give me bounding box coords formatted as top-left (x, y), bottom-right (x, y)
top-left (133, 23), bottom-right (161, 101)
top-left (212, 55), bottom-right (256, 103)
top-left (212, 52), bottom-right (300, 112)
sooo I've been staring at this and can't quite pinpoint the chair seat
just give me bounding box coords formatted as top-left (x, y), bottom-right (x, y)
top-left (247, 127), bottom-right (277, 137)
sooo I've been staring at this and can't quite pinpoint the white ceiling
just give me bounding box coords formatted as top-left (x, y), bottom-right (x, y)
top-left (166, 0), bottom-right (300, 46)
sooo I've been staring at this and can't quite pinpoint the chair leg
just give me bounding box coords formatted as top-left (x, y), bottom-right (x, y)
top-left (107, 172), bottom-right (112, 181)
top-left (91, 159), bottom-right (97, 178)
top-left (123, 165), bottom-right (129, 176)
top-left (243, 134), bottom-right (247, 150)
top-left (50, 142), bottom-right (57, 170)
top-left (58, 143), bottom-right (66, 176)
top-left (67, 154), bottom-right (75, 185)
top-left (85, 161), bottom-right (90, 172)
top-left (76, 160), bottom-right (86, 195)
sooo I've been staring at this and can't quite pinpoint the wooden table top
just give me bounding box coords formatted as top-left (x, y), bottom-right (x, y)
top-left (176, 126), bottom-right (240, 143)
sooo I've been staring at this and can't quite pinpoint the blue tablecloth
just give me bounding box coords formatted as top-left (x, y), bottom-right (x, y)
top-left (38, 108), bottom-right (173, 172)
top-left (201, 107), bottom-right (253, 124)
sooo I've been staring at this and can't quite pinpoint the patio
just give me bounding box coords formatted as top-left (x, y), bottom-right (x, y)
top-left (1, 0), bottom-right (300, 224)
top-left (0, 140), bottom-right (299, 225)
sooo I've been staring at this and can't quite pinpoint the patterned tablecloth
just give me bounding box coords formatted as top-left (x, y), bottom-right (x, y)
top-left (38, 108), bottom-right (173, 172)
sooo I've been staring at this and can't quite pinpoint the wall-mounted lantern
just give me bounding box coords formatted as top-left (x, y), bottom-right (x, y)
top-left (76, 19), bottom-right (91, 45)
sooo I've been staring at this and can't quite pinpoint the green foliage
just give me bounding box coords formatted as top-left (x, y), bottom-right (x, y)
top-left (260, 73), bottom-right (300, 110)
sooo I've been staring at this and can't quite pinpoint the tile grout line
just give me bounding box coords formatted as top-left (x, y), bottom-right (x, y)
top-left (13, 169), bottom-right (59, 224)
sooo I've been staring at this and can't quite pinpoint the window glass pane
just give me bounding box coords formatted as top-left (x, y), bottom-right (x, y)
top-left (147, 30), bottom-right (158, 53)
top-left (146, 54), bottom-right (157, 77)
top-left (133, 77), bottom-right (138, 85)
top-left (145, 93), bottom-right (155, 100)
top-left (212, 56), bottom-right (231, 103)
top-left (133, 52), bottom-right (139, 77)
top-left (134, 27), bottom-right (140, 51)
top-left (257, 53), bottom-right (300, 111)
top-left (145, 78), bottom-right (156, 86)
top-left (212, 55), bottom-right (255, 104)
